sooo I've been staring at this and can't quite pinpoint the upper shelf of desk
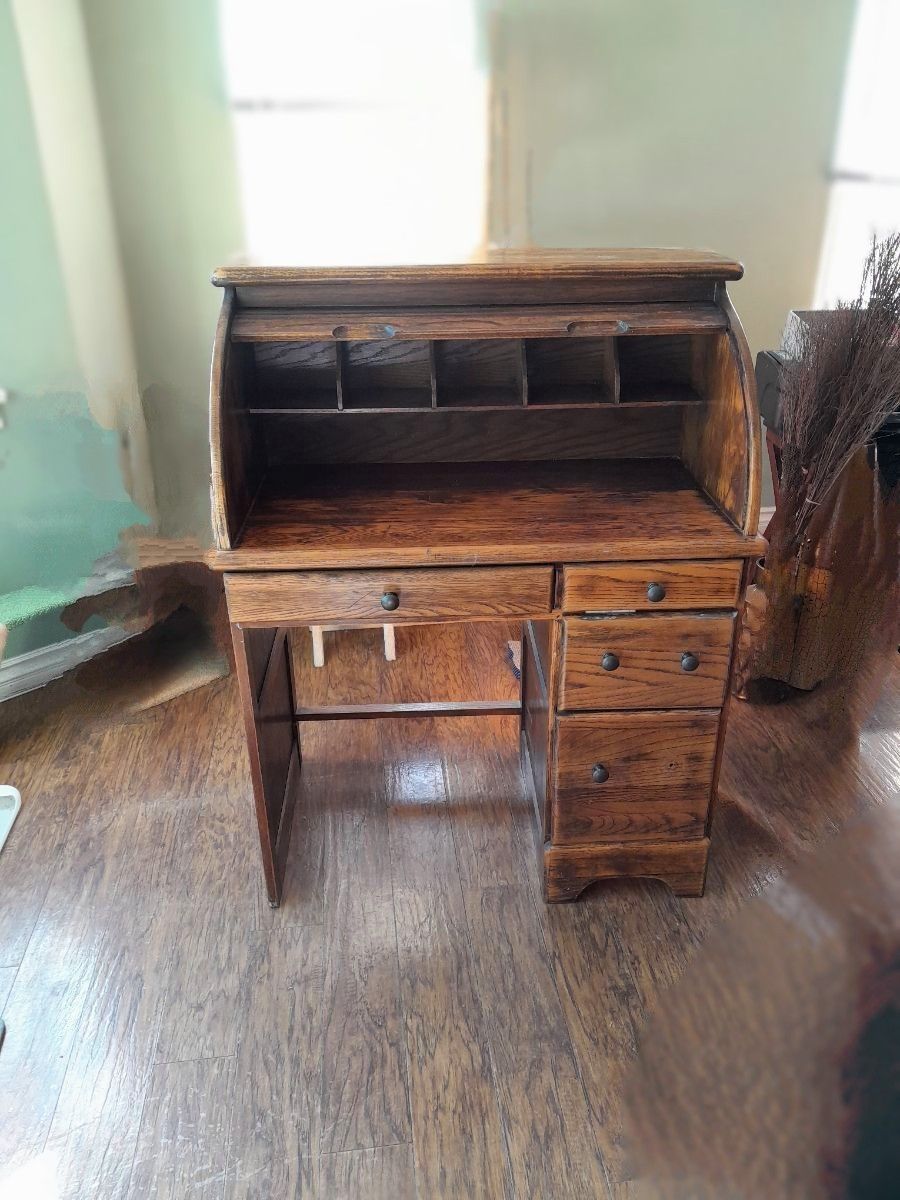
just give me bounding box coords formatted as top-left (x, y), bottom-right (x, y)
top-left (209, 252), bottom-right (762, 562)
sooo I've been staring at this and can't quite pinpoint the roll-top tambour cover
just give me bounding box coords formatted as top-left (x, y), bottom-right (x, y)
top-left (209, 251), bottom-right (763, 567)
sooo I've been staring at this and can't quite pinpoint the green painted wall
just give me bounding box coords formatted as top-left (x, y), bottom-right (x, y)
top-left (81, 0), bottom-right (243, 542)
top-left (0, 1), bottom-right (143, 659)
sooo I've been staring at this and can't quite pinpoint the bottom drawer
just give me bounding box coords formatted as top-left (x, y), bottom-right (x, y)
top-left (551, 710), bottom-right (720, 845)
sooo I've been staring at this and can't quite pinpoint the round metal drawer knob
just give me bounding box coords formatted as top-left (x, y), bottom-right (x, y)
top-left (601, 652), bottom-right (620, 672)
top-left (380, 591), bottom-right (400, 612)
top-left (646, 582), bottom-right (667, 603)
top-left (591, 763), bottom-right (609, 784)
top-left (681, 651), bottom-right (700, 672)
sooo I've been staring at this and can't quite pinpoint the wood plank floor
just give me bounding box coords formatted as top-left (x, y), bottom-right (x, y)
top-left (0, 616), bottom-right (896, 1198)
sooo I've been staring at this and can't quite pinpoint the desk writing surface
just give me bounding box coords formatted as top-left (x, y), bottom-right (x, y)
top-left (221, 459), bottom-right (763, 570)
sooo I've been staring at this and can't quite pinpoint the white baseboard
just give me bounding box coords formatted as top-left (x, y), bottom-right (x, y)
top-left (0, 626), bottom-right (134, 704)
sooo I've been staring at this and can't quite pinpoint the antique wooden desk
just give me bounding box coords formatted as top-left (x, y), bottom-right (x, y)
top-left (209, 251), bottom-right (764, 907)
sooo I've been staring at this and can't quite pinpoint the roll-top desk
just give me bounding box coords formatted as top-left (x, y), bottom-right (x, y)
top-left (209, 251), bottom-right (764, 907)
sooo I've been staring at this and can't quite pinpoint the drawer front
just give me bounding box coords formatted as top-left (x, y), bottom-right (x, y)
top-left (560, 613), bottom-right (734, 710)
top-left (224, 565), bottom-right (553, 625)
top-left (561, 560), bottom-right (742, 612)
top-left (552, 710), bottom-right (719, 844)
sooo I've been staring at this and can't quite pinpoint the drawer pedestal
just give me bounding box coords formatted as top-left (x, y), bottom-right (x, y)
top-left (521, 557), bottom-right (745, 903)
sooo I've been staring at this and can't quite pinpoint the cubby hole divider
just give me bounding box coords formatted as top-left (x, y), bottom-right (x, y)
top-left (243, 332), bottom-right (709, 413)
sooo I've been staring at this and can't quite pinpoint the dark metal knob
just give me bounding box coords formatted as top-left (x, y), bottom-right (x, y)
top-left (601, 652), bottom-right (620, 672)
top-left (380, 591), bottom-right (400, 612)
top-left (681, 651), bottom-right (700, 672)
top-left (646, 582), bottom-right (666, 603)
top-left (591, 763), bottom-right (609, 784)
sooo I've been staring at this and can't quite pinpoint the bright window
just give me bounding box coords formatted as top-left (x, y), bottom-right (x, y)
top-left (219, 0), bottom-right (488, 265)
top-left (815, 0), bottom-right (900, 304)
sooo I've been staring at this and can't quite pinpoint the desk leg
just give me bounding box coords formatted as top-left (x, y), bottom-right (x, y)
top-left (232, 624), bottom-right (300, 907)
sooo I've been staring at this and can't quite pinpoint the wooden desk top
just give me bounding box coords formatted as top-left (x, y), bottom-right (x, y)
top-left (213, 249), bottom-right (743, 287)
top-left (214, 459), bottom-right (764, 571)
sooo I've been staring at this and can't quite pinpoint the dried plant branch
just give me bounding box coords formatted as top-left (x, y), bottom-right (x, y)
top-left (776, 234), bottom-right (900, 556)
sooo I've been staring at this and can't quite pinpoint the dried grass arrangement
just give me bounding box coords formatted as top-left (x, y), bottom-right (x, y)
top-left (737, 235), bottom-right (900, 695)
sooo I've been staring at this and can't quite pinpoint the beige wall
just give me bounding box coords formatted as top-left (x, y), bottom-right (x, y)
top-left (489, 0), bottom-right (856, 355)
top-left (81, 0), bottom-right (243, 542)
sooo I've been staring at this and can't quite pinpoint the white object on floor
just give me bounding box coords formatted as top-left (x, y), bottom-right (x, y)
top-left (0, 787), bottom-right (21, 855)
top-left (309, 623), bottom-right (397, 667)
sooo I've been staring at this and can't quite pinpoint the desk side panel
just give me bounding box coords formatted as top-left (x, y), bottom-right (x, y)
top-left (210, 287), bottom-right (265, 549)
top-left (681, 287), bottom-right (762, 536)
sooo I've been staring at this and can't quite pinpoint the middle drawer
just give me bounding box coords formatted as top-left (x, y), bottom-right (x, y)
top-left (560, 613), bottom-right (734, 710)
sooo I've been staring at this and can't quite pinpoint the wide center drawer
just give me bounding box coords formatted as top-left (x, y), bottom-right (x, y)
top-left (561, 560), bottom-right (742, 612)
top-left (224, 565), bottom-right (554, 625)
top-left (560, 613), bottom-right (734, 710)
top-left (552, 709), bottom-right (719, 844)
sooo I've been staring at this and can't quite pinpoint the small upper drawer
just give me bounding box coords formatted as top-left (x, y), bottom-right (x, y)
top-left (561, 560), bottom-right (742, 612)
top-left (224, 565), bottom-right (553, 626)
top-left (560, 613), bottom-right (734, 710)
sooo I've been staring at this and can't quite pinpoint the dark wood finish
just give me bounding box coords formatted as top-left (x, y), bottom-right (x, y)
top-left (259, 404), bottom-right (686, 458)
top-left (342, 339), bottom-right (434, 409)
top-left (560, 614), bottom-right (735, 710)
top-left (521, 621), bottom-right (551, 840)
top-left (216, 461), bottom-right (764, 571)
top-left (231, 625), bottom-right (299, 906)
top-left (252, 339), bottom-right (339, 410)
top-left (681, 291), bottom-right (762, 534)
top-left (433, 338), bottom-right (524, 407)
top-left (213, 248), bottom-right (743, 308)
top-left (525, 336), bottom-right (617, 405)
top-left (209, 288), bottom-right (264, 549)
top-left (210, 251), bottom-right (763, 909)
top-left (296, 700), bottom-right (521, 721)
top-left (2, 619), bottom-right (895, 1193)
top-left (552, 709), bottom-right (720, 844)
top-left (544, 837), bottom-right (711, 902)
top-left (231, 301), bottom-right (729, 342)
top-left (224, 565), bottom-right (553, 625)
top-left (561, 559), bottom-right (742, 612)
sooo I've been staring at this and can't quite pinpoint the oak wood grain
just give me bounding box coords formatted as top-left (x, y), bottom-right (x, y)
top-left (216, 460), bottom-right (764, 571)
top-left (681, 291), bottom-right (762, 535)
top-left (225, 565), bottom-right (552, 626)
top-left (0, 620), bottom-right (896, 1196)
top-left (130, 1057), bottom-right (234, 1199)
top-left (521, 622), bottom-right (551, 841)
top-left (295, 700), bottom-right (521, 720)
top-left (259, 404), bottom-right (684, 461)
top-left (462, 884), bottom-right (610, 1198)
top-left (313, 1145), bottom-right (418, 1199)
top-left (214, 249), bottom-right (742, 308)
top-left (544, 837), bottom-right (711, 902)
top-left (231, 625), bottom-right (299, 906)
top-left (224, 927), bottom-right (324, 1198)
top-left (552, 710), bottom-right (720, 845)
top-left (231, 302), bottom-right (728, 342)
top-left (560, 614), bottom-right (734, 710)
top-left (561, 560), bottom-right (742, 612)
top-left (210, 288), bottom-right (263, 550)
top-left (318, 720), bottom-right (411, 1154)
top-left (383, 718), bottom-right (512, 1199)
